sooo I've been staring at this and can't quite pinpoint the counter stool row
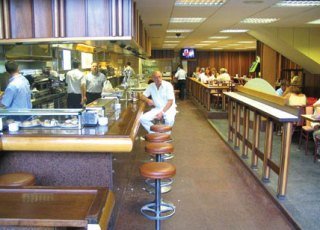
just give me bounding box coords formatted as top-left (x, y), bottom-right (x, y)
top-left (140, 124), bottom-right (176, 230)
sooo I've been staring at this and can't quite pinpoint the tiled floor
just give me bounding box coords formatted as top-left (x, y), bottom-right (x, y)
top-left (112, 100), bottom-right (296, 230)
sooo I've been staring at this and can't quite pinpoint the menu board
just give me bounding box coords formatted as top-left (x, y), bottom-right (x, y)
top-left (81, 52), bottom-right (93, 69)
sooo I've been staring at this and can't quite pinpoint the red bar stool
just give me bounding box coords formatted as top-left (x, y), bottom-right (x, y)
top-left (140, 162), bottom-right (176, 230)
top-left (150, 124), bottom-right (172, 133)
top-left (145, 142), bottom-right (174, 193)
top-left (145, 133), bottom-right (172, 143)
top-left (0, 172), bottom-right (36, 186)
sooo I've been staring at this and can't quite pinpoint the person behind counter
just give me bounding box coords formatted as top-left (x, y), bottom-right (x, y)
top-left (174, 65), bottom-right (187, 100)
top-left (66, 59), bottom-right (86, 108)
top-left (276, 80), bottom-right (288, 96)
top-left (0, 60), bottom-right (32, 109)
top-left (140, 71), bottom-right (176, 133)
top-left (122, 62), bottom-right (135, 86)
top-left (83, 62), bottom-right (107, 104)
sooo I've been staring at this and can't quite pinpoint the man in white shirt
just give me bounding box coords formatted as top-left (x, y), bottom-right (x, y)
top-left (216, 68), bottom-right (231, 82)
top-left (174, 65), bottom-right (187, 100)
top-left (122, 62), bottom-right (135, 86)
top-left (140, 71), bottom-right (177, 133)
top-left (276, 80), bottom-right (287, 96)
top-left (66, 59), bottom-right (86, 108)
top-left (83, 62), bottom-right (107, 104)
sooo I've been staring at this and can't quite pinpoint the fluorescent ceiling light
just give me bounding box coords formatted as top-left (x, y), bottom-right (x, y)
top-left (241, 18), bottom-right (279, 24)
top-left (175, 0), bottom-right (226, 7)
top-left (211, 48), bottom-right (224, 50)
top-left (226, 44), bottom-right (240, 46)
top-left (166, 35), bottom-right (185, 39)
top-left (170, 17), bottom-right (206, 23)
top-left (220, 29), bottom-right (248, 33)
top-left (208, 36), bottom-right (229, 39)
top-left (200, 40), bottom-right (218, 43)
top-left (194, 43), bottom-right (209, 46)
top-left (275, 1), bottom-right (320, 7)
top-left (167, 29), bottom-right (193, 33)
top-left (164, 41), bottom-right (180, 43)
top-left (237, 41), bottom-right (256, 44)
top-left (307, 19), bottom-right (320, 24)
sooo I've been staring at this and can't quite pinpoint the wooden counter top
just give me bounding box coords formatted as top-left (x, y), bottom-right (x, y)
top-left (0, 101), bottom-right (145, 153)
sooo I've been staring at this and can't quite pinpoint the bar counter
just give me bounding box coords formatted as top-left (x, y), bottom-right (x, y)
top-left (0, 100), bottom-right (145, 188)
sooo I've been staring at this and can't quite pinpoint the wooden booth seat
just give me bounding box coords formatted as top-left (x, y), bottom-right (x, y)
top-left (0, 172), bottom-right (36, 187)
top-left (0, 186), bottom-right (115, 230)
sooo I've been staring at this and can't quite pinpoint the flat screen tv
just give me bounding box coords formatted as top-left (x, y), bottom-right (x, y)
top-left (181, 48), bottom-right (196, 59)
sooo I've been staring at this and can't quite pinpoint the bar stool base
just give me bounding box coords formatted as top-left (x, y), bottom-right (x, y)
top-left (141, 202), bottom-right (175, 221)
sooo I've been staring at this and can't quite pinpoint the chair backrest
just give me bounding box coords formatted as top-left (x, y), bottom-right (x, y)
top-left (294, 106), bottom-right (306, 127)
top-left (305, 106), bottom-right (314, 126)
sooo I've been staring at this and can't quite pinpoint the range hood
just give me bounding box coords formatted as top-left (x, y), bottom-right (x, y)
top-left (0, 37), bottom-right (150, 59)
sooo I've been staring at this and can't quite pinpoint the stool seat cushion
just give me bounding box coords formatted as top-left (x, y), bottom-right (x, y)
top-left (0, 172), bottom-right (36, 186)
top-left (145, 133), bottom-right (171, 143)
top-left (145, 142), bottom-right (174, 155)
top-left (150, 124), bottom-right (172, 133)
top-left (140, 162), bottom-right (176, 179)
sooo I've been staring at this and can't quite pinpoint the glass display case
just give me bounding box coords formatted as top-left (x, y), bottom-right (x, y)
top-left (0, 109), bottom-right (83, 131)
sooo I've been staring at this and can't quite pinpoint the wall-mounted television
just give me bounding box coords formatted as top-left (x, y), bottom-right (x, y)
top-left (181, 48), bottom-right (196, 59)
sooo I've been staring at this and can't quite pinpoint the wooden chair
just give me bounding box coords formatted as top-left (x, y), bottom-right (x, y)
top-left (299, 106), bottom-right (314, 154)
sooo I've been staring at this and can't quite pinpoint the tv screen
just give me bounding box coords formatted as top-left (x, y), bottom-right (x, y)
top-left (181, 48), bottom-right (196, 59)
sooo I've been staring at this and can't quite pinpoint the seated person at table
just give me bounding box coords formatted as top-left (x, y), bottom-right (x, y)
top-left (216, 68), bottom-right (231, 82)
top-left (283, 86), bottom-right (306, 106)
top-left (140, 71), bottom-right (176, 133)
top-left (206, 68), bottom-right (216, 84)
top-left (290, 71), bottom-right (302, 86)
top-left (312, 99), bottom-right (320, 154)
top-left (199, 68), bottom-right (208, 83)
top-left (276, 80), bottom-right (288, 96)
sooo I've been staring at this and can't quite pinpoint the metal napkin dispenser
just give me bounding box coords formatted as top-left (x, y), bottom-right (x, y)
top-left (81, 110), bottom-right (98, 126)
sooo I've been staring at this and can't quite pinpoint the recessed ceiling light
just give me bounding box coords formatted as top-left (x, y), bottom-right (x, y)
top-left (237, 41), bottom-right (256, 44)
top-left (166, 35), bottom-right (185, 39)
top-left (163, 41), bottom-right (180, 43)
top-left (200, 40), bottom-right (218, 43)
top-left (220, 29), bottom-right (248, 33)
top-left (275, 1), bottom-right (320, 7)
top-left (226, 44), bottom-right (240, 46)
top-left (170, 17), bottom-right (206, 23)
top-left (149, 24), bottom-right (162, 27)
top-left (175, 0), bottom-right (226, 7)
top-left (243, 0), bottom-right (264, 4)
top-left (208, 36), bottom-right (229, 39)
top-left (307, 19), bottom-right (320, 24)
top-left (241, 18), bottom-right (279, 24)
top-left (211, 48), bottom-right (224, 50)
top-left (194, 43), bottom-right (209, 46)
top-left (167, 29), bottom-right (193, 33)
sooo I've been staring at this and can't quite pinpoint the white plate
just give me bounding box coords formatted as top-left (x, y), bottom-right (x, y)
top-left (41, 123), bottom-right (59, 128)
top-left (59, 123), bottom-right (79, 128)
top-left (19, 123), bottom-right (40, 128)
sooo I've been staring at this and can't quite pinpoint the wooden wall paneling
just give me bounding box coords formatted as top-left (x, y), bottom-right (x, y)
top-left (33, 0), bottom-right (53, 38)
top-left (0, 0), bottom-right (4, 39)
top-left (3, 0), bottom-right (10, 39)
top-left (133, 2), bottom-right (137, 41)
top-left (64, 0), bottom-right (86, 37)
top-left (261, 44), bottom-right (277, 86)
top-left (138, 16), bottom-right (142, 47)
top-left (87, 0), bottom-right (110, 37)
top-left (9, 0), bottom-right (33, 38)
top-left (122, 0), bottom-right (132, 36)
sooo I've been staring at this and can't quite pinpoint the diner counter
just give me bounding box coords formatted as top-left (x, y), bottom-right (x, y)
top-left (0, 100), bottom-right (145, 188)
top-left (0, 100), bottom-right (144, 152)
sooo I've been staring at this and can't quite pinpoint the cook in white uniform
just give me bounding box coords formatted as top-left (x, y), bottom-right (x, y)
top-left (83, 62), bottom-right (107, 104)
top-left (140, 71), bottom-right (176, 133)
top-left (66, 59), bottom-right (85, 108)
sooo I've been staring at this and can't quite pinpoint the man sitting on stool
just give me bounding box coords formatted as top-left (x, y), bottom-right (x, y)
top-left (140, 71), bottom-right (176, 133)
